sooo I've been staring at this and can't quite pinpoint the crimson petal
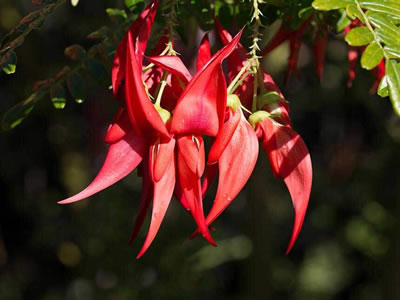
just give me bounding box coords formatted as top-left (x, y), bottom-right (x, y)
top-left (146, 55), bottom-right (192, 83)
top-left (260, 118), bottom-right (312, 254)
top-left (208, 108), bottom-right (241, 164)
top-left (112, 0), bottom-right (160, 99)
top-left (171, 29), bottom-right (243, 137)
top-left (196, 33), bottom-right (211, 71)
top-left (206, 115), bottom-right (258, 224)
top-left (177, 136), bottom-right (216, 246)
top-left (137, 148), bottom-right (176, 258)
top-left (104, 107), bottom-right (132, 144)
top-left (59, 129), bottom-right (146, 204)
top-left (129, 159), bottom-right (153, 244)
top-left (125, 30), bottom-right (170, 142)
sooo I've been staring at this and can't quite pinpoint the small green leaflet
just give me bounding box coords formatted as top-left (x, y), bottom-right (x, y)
top-left (2, 92), bottom-right (42, 130)
top-left (312, 0), bottom-right (352, 11)
top-left (344, 27), bottom-right (374, 46)
top-left (1, 51), bottom-right (17, 74)
top-left (71, 0), bottom-right (79, 6)
top-left (360, 42), bottom-right (384, 70)
top-left (51, 84), bottom-right (67, 109)
top-left (386, 59), bottom-right (400, 116)
top-left (377, 75), bottom-right (389, 98)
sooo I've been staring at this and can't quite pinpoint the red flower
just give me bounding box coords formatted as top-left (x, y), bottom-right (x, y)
top-left (191, 21), bottom-right (313, 254)
top-left (60, 1), bottom-right (243, 257)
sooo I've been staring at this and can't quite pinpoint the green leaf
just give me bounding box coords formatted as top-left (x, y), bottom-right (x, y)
top-left (87, 26), bottom-right (110, 40)
top-left (360, 0), bottom-right (400, 19)
top-left (71, 0), bottom-right (79, 6)
top-left (85, 58), bottom-right (110, 86)
top-left (67, 72), bottom-right (85, 103)
top-left (346, 4), bottom-right (365, 22)
top-left (377, 75), bottom-right (389, 98)
top-left (367, 12), bottom-right (400, 45)
top-left (337, 10), bottom-right (352, 32)
top-left (124, 0), bottom-right (143, 12)
top-left (361, 42), bottom-right (384, 70)
top-left (2, 92), bottom-right (41, 130)
top-left (345, 27), bottom-right (374, 46)
top-left (312, 0), bottom-right (352, 11)
top-left (106, 8), bottom-right (127, 24)
top-left (386, 59), bottom-right (400, 116)
top-left (298, 7), bottom-right (314, 19)
top-left (385, 45), bottom-right (400, 59)
top-left (1, 51), bottom-right (17, 74)
top-left (50, 84), bottom-right (67, 109)
top-left (64, 44), bottom-right (86, 61)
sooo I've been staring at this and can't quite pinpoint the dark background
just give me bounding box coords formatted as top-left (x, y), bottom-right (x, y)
top-left (1, 1), bottom-right (400, 299)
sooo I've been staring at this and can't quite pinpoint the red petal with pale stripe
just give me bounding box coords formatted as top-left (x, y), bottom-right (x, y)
top-left (137, 149), bottom-right (176, 258)
top-left (59, 129), bottom-right (146, 204)
top-left (171, 30), bottom-right (243, 137)
top-left (260, 118), bottom-right (312, 254)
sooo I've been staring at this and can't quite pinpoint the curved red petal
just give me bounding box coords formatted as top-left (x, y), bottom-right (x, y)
top-left (205, 115), bottom-right (259, 226)
top-left (260, 118), bottom-right (312, 254)
top-left (125, 31), bottom-right (170, 141)
top-left (208, 108), bottom-right (241, 164)
top-left (177, 139), bottom-right (216, 246)
top-left (112, 0), bottom-right (160, 99)
top-left (171, 29), bottom-right (243, 137)
top-left (153, 137), bottom-right (176, 182)
top-left (104, 107), bottom-right (132, 144)
top-left (137, 150), bottom-right (176, 258)
top-left (146, 55), bottom-right (192, 83)
top-left (196, 33), bottom-right (211, 71)
top-left (201, 163), bottom-right (218, 197)
top-left (59, 129), bottom-right (146, 204)
top-left (174, 179), bottom-right (190, 211)
top-left (129, 158), bottom-right (153, 244)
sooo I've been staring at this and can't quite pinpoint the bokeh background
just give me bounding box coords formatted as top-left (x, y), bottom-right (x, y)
top-left (1, 1), bottom-right (400, 299)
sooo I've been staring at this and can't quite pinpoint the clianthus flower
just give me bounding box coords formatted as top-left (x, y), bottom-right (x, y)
top-left (61, 1), bottom-right (312, 257)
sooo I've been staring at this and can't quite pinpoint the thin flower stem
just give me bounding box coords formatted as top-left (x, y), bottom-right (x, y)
top-left (154, 72), bottom-right (168, 107)
top-left (227, 63), bottom-right (251, 93)
top-left (252, 71), bottom-right (258, 112)
top-left (230, 70), bottom-right (252, 94)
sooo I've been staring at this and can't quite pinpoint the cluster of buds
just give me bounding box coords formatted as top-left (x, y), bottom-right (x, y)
top-left (60, 0), bottom-right (312, 258)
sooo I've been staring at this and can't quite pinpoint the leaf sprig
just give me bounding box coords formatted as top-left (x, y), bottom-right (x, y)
top-left (313, 0), bottom-right (400, 115)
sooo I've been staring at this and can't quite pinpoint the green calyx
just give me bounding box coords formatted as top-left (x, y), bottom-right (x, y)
top-left (227, 94), bottom-right (241, 112)
top-left (257, 90), bottom-right (284, 110)
top-left (155, 106), bottom-right (172, 124)
top-left (248, 110), bottom-right (270, 128)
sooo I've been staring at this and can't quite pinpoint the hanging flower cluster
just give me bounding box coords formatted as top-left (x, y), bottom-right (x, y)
top-left (60, 0), bottom-right (312, 258)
